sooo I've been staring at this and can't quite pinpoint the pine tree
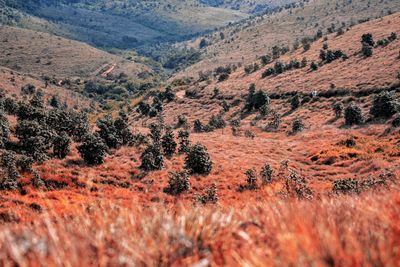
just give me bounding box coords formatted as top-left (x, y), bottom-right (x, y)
top-left (78, 134), bottom-right (108, 165)
top-left (185, 143), bottom-right (213, 175)
top-left (161, 127), bottom-right (177, 157)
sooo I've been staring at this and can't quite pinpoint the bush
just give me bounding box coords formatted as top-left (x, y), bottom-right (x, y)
top-left (114, 110), bottom-right (134, 146)
top-left (260, 164), bottom-right (273, 184)
top-left (140, 143), bottom-right (164, 171)
top-left (178, 130), bottom-right (190, 153)
top-left (163, 171), bottom-right (190, 196)
top-left (345, 104), bottom-right (363, 125)
top-left (208, 114), bottom-right (226, 129)
top-left (185, 143), bottom-right (213, 175)
top-left (333, 102), bottom-right (344, 118)
top-left (238, 168), bottom-right (258, 191)
top-left (262, 67), bottom-right (275, 78)
top-left (292, 118), bottom-right (305, 133)
top-left (16, 155), bottom-right (34, 173)
top-left (16, 120), bottom-right (54, 162)
top-left (195, 184), bottom-right (218, 204)
top-left (96, 115), bottom-right (122, 149)
top-left (310, 62), bottom-right (318, 71)
top-left (149, 123), bottom-right (162, 143)
top-left (0, 110), bottom-right (10, 148)
top-left (175, 115), bottom-right (188, 129)
top-left (53, 132), bottom-right (71, 159)
top-left (161, 128), bottom-right (177, 157)
top-left (361, 43), bottom-right (373, 57)
top-left (78, 134), bottom-right (108, 165)
top-left (291, 94), bottom-right (301, 110)
top-left (0, 151), bottom-right (19, 190)
top-left (361, 33), bottom-right (375, 46)
top-left (370, 91), bottom-right (399, 118)
top-left (392, 114), bottom-right (400, 127)
top-left (193, 119), bottom-right (205, 133)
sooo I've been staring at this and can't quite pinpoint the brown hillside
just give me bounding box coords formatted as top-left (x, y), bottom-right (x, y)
top-left (0, 26), bottom-right (149, 79)
top-left (180, 0), bottom-right (400, 76)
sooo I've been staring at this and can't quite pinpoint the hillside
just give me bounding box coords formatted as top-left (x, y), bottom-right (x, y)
top-left (1, 0), bottom-right (250, 49)
top-left (180, 0), bottom-right (400, 76)
top-left (0, 26), bottom-right (150, 79)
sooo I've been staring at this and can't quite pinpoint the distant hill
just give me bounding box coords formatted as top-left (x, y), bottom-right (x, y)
top-left (0, 26), bottom-right (150, 79)
top-left (179, 0), bottom-right (400, 76)
top-left (1, 0), bottom-right (250, 49)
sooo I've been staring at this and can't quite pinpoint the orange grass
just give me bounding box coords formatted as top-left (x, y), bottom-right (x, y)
top-left (0, 185), bottom-right (399, 266)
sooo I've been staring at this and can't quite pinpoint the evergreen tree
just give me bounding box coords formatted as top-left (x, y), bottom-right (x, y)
top-left (161, 127), bottom-right (177, 157)
top-left (77, 134), bottom-right (108, 165)
top-left (53, 132), bottom-right (71, 159)
top-left (185, 143), bottom-right (213, 175)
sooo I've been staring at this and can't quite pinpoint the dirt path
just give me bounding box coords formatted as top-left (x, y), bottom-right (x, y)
top-left (100, 63), bottom-right (117, 77)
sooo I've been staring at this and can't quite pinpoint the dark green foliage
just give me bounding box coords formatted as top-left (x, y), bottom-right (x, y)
top-left (239, 168), bottom-right (258, 191)
top-left (310, 61), bottom-right (318, 71)
top-left (0, 151), bottom-right (19, 190)
top-left (21, 84), bottom-right (36, 95)
top-left (290, 94), bottom-right (301, 110)
top-left (193, 119), bottom-right (205, 133)
top-left (245, 84), bottom-right (270, 112)
top-left (96, 115), bottom-right (122, 149)
top-left (0, 110), bottom-right (10, 148)
top-left (199, 38), bottom-right (209, 49)
top-left (333, 102), bottom-right (344, 118)
top-left (361, 43), bottom-right (373, 57)
top-left (50, 95), bottom-right (60, 108)
top-left (161, 128), bottom-right (177, 157)
top-left (369, 91), bottom-right (399, 118)
top-left (149, 123), bottom-right (162, 143)
top-left (260, 164), bottom-right (273, 184)
top-left (345, 104), bottom-right (363, 125)
top-left (77, 134), bottom-right (108, 165)
top-left (16, 120), bottom-right (54, 162)
top-left (388, 32), bottom-right (397, 42)
top-left (163, 171), bottom-right (190, 196)
top-left (262, 67), bottom-right (275, 78)
top-left (175, 115), bottom-right (188, 129)
top-left (114, 110), bottom-right (134, 146)
top-left (274, 61), bottom-right (284, 74)
top-left (362, 33), bottom-right (375, 46)
top-left (158, 86), bottom-right (176, 102)
top-left (195, 184), bottom-right (218, 204)
top-left (332, 173), bottom-right (392, 194)
top-left (16, 155), bottom-right (34, 173)
top-left (244, 63), bottom-right (260, 74)
top-left (218, 73), bottom-right (229, 82)
top-left (53, 132), bottom-right (71, 159)
top-left (260, 55), bottom-right (271, 65)
top-left (31, 171), bottom-right (45, 189)
top-left (392, 114), bottom-right (400, 127)
top-left (185, 143), bottom-right (213, 175)
top-left (3, 97), bottom-right (19, 115)
top-left (178, 130), bottom-right (190, 154)
top-left (208, 114), bottom-right (226, 129)
top-left (303, 43), bottom-right (311, 52)
top-left (140, 143), bottom-right (164, 171)
top-left (292, 118), bottom-right (305, 133)
top-left (30, 91), bottom-right (45, 109)
top-left (265, 112), bottom-right (281, 132)
top-left (46, 109), bottom-right (89, 141)
top-left (137, 102), bottom-right (151, 116)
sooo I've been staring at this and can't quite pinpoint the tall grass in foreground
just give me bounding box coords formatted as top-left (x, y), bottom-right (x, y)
top-left (0, 187), bottom-right (399, 267)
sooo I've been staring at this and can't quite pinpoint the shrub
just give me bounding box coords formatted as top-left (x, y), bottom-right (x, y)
top-left (274, 61), bottom-right (284, 74)
top-left (16, 155), bottom-right (34, 173)
top-left (369, 91), bottom-right (399, 118)
top-left (218, 73), bottom-right (229, 82)
top-left (77, 134), bottom-right (108, 165)
top-left (185, 143), bottom-right (213, 175)
top-left (175, 115), bottom-right (188, 129)
top-left (178, 130), bottom-right (191, 153)
top-left (163, 171), bottom-right (190, 195)
top-left (53, 132), bottom-right (71, 159)
top-left (310, 62), bottom-right (318, 71)
top-left (0, 151), bottom-right (19, 190)
top-left (361, 33), bottom-right (375, 46)
top-left (140, 143), bottom-right (164, 171)
top-left (284, 170), bottom-right (313, 199)
top-left (195, 184), bottom-right (218, 204)
top-left (262, 67), bottom-right (275, 78)
top-left (388, 32), bottom-right (397, 42)
top-left (16, 120), bottom-right (54, 162)
top-left (193, 119), bottom-right (205, 133)
top-left (345, 104), bottom-right (363, 125)
top-left (361, 43), bottom-right (373, 57)
top-left (291, 94), bottom-right (301, 110)
top-left (161, 128), bottom-right (177, 157)
top-left (149, 123), bottom-right (162, 143)
top-left (260, 164), bottom-right (273, 184)
top-left (208, 114), bottom-right (226, 129)
top-left (292, 118), bottom-right (305, 133)
top-left (333, 102), bottom-right (344, 118)
top-left (0, 110), bottom-right (10, 148)
top-left (96, 115), bottom-right (122, 149)
top-left (392, 114), bottom-right (400, 127)
top-left (114, 110), bottom-right (134, 146)
top-left (137, 102), bottom-right (151, 116)
top-left (265, 112), bottom-right (281, 131)
top-left (238, 168), bottom-right (258, 191)
top-left (50, 95), bottom-right (60, 108)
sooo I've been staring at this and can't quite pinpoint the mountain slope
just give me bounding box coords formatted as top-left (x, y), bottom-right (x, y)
top-left (180, 0), bottom-right (400, 76)
top-left (0, 26), bottom-right (149, 78)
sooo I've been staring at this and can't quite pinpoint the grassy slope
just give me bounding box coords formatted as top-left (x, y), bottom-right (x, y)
top-left (180, 0), bottom-right (400, 76)
top-left (0, 26), bottom-right (149, 78)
